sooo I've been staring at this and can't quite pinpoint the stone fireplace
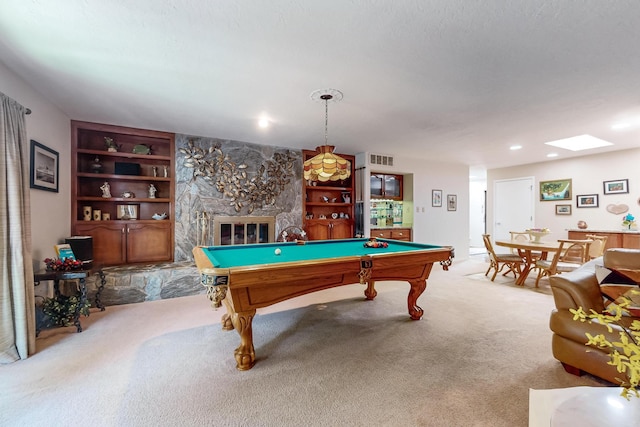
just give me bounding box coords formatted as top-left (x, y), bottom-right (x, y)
top-left (173, 134), bottom-right (303, 260)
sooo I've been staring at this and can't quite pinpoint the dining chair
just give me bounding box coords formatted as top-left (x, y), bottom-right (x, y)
top-left (584, 234), bottom-right (608, 259)
top-left (508, 231), bottom-right (532, 255)
top-left (482, 234), bottom-right (526, 281)
top-left (534, 239), bottom-right (593, 287)
top-left (508, 230), bottom-right (544, 260)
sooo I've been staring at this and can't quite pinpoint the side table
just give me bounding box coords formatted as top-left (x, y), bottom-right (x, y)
top-left (93, 267), bottom-right (107, 311)
top-left (34, 269), bottom-right (89, 334)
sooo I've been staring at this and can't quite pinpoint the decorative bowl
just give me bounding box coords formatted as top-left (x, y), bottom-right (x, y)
top-left (527, 228), bottom-right (550, 242)
top-left (152, 212), bottom-right (167, 220)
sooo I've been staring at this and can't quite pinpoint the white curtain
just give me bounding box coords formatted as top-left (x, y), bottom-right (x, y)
top-left (0, 92), bottom-right (35, 363)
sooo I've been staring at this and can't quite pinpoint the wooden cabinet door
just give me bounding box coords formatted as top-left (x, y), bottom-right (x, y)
top-left (330, 220), bottom-right (352, 239)
top-left (126, 222), bottom-right (173, 263)
top-left (383, 175), bottom-right (402, 199)
top-left (622, 234), bottom-right (640, 249)
top-left (74, 222), bottom-right (126, 266)
top-left (306, 221), bottom-right (353, 240)
top-left (370, 174), bottom-right (384, 198)
top-left (306, 221), bottom-right (330, 240)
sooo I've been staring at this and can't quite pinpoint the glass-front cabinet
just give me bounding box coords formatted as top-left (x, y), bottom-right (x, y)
top-left (370, 173), bottom-right (403, 200)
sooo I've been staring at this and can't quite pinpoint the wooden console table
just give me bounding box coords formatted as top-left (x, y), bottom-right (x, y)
top-left (567, 229), bottom-right (640, 249)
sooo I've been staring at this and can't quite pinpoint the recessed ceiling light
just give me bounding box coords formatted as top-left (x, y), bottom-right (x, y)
top-left (258, 118), bottom-right (270, 128)
top-left (544, 134), bottom-right (613, 151)
top-left (612, 117), bottom-right (640, 130)
top-left (612, 122), bottom-right (631, 130)
top-left (547, 153), bottom-right (559, 158)
top-left (510, 145), bottom-right (522, 150)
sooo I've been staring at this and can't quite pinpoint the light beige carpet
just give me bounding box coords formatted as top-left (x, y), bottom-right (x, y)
top-left (0, 258), bottom-right (607, 426)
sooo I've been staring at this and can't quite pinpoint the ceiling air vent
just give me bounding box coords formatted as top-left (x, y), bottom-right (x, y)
top-left (369, 153), bottom-right (394, 167)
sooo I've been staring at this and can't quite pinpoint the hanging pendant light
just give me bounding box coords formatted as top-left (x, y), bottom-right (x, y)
top-left (303, 89), bottom-right (351, 182)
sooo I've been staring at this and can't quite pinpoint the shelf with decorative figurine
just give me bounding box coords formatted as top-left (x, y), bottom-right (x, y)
top-left (71, 121), bottom-right (175, 266)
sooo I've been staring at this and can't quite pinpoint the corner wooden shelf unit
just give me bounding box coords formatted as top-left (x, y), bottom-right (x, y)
top-left (302, 149), bottom-right (355, 240)
top-left (71, 121), bottom-right (176, 266)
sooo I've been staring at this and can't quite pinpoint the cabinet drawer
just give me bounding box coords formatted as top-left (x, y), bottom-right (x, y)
top-left (370, 229), bottom-right (392, 239)
top-left (390, 229), bottom-right (411, 241)
top-left (370, 228), bottom-right (412, 241)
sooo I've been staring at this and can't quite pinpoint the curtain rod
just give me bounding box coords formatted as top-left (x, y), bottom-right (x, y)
top-left (0, 91), bottom-right (31, 114)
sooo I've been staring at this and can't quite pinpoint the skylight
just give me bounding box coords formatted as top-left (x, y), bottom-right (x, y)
top-left (544, 134), bottom-right (613, 151)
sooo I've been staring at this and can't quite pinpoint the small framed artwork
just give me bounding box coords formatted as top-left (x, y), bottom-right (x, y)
top-left (603, 179), bottom-right (629, 195)
top-left (539, 178), bottom-right (572, 201)
top-left (555, 204), bottom-right (572, 215)
top-left (30, 140), bottom-right (59, 192)
top-left (447, 194), bottom-right (457, 211)
top-left (576, 194), bottom-right (599, 208)
top-left (432, 189), bottom-right (442, 207)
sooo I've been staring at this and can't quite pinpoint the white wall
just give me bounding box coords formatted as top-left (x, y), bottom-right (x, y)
top-left (469, 179), bottom-right (486, 247)
top-left (358, 153), bottom-right (470, 260)
top-left (487, 148), bottom-right (640, 241)
top-left (0, 61), bottom-right (71, 269)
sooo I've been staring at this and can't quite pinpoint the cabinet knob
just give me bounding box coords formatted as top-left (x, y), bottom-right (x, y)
top-left (122, 227), bottom-right (125, 234)
top-left (398, 232), bottom-right (403, 236)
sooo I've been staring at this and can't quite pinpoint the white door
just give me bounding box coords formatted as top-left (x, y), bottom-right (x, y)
top-left (494, 177), bottom-right (535, 241)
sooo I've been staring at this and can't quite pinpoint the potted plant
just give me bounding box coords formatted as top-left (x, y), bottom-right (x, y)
top-left (40, 294), bottom-right (91, 328)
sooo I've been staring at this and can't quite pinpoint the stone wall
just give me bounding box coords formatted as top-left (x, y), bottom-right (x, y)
top-left (84, 261), bottom-right (203, 306)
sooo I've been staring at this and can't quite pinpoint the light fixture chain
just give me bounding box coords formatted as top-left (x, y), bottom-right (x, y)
top-left (325, 98), bottom-right (329, 145)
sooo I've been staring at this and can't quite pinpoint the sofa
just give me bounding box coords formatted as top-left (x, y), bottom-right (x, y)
top-left (549, 248), bottom-right (640, 384)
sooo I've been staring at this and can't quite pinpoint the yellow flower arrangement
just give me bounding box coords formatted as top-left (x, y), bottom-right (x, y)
top-left (570, 291), bottom-right (640, 400)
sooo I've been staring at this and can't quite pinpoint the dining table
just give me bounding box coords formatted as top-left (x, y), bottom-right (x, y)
top-left (494, 239), bottom-right (562, 286)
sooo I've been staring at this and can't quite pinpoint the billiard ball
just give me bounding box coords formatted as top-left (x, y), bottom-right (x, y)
top-left (274, 248), bottom-right (281, 255)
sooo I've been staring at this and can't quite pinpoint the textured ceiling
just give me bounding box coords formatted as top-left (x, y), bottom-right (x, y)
top-left (1, 0), bottom-right (639, 173)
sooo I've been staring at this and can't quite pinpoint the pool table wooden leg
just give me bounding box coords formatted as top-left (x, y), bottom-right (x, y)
top-left (220, 298), bottom-right (234, 331)
top-left (364, 280), bottom-right (377, 300)
top-left (407, 279), bottom-right (427, 320)
top-left (231, 310), bottom-right (256, 371)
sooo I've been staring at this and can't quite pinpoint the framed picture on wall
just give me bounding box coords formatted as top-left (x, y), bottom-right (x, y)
top-left (539, 178), bottom-right (572, 201)
top-left (432, 189), bottom-right (442, 207)
top-left (576, 194), bottom-right (599, 208)
top-left (447, 194), bottom-right (457, 211)
top-left (30, 140), bottom-right (59, 192)
top-left (603, 179), bottom-right (629, 195)
top-left (555, 204), bottom-right (571, 215)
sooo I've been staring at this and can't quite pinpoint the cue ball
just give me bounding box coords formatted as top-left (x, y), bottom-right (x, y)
top-left (275, 248), bottom-right (281, 255)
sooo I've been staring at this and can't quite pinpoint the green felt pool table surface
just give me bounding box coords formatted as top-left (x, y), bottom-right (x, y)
top-left (200, 238), bottom-right (444, 268)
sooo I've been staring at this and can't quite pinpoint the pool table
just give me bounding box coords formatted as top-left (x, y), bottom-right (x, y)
top-left (192, 238), bottom-right (454, 370)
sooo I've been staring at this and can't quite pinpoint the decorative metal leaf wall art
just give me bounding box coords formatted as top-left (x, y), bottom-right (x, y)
top-left (179, 139), bottom-right (296, 213)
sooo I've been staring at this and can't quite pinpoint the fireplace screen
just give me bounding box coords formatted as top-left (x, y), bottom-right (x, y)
top-left (212, 216), bottom-right (275, 246)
